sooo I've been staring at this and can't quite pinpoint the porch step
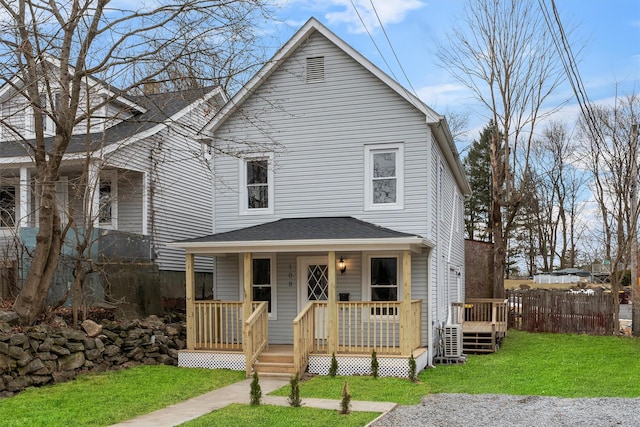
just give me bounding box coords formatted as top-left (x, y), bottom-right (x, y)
top-left (254, 346), bottom-right (296, 376)
top-left (254, 361), bottom-right (297, 375)
top-left (462, 332), bottom-right (497, 353)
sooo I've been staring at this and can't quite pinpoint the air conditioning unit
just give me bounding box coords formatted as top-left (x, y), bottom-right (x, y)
top-left (443, 324), bottom-right (462, 358)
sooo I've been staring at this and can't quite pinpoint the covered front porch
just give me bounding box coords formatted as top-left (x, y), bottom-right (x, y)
top-left (172, 217), bottom-right (432, 377)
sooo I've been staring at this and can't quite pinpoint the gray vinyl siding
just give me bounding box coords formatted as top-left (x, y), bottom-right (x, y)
top-left (209, 30), bottom-right (466, 347)
top-left (213, 32), bottom-right (430, 237)
top-left (115, 170), bottom-right (144, 233)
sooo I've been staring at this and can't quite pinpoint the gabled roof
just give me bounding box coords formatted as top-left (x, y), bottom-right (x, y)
top-left (203, 17), bottom-right (471, 196)
top-left (0, 86), bottom-right (226, 162)
top-left (169, 216), bottom-right (432, 254)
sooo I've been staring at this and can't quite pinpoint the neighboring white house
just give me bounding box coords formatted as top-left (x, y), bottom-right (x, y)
top-left (171, 18), bottom-right (471, 376)
top-left (0, 62), bottom-right (225, 314)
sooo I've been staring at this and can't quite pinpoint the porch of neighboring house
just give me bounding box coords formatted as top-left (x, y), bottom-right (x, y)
top-left (452, 298), bottom-right (508, 353)
top-left (178, 250), bottom-right (428, 378)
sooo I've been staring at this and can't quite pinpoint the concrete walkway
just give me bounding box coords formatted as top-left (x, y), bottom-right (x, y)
top-left (110, 377), bottom-right (397, 427)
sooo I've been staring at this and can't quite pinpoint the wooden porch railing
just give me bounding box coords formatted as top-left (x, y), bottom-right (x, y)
top-left (454, 298), bottom-right (508, 336)
top-left (309, 301), bottom-right (421, 355)
top-left (293, 302), bottom-right (315, 375)
top-left (245, 301), bottom-right (269, 377)
top-left (193, 301), bottom-right (243, 350)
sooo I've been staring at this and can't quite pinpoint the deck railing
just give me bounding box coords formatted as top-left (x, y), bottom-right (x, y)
top-left (455, 298), bottom-right (508, 336)
top-left (245, 302), bottom-right (269, 377)
top-left (293, 302), bottom-right (315, 375)
top-left (193, 301), bottom-right (243, 350)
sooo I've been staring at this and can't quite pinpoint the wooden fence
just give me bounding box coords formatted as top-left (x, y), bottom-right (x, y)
top-left (506, 289), bottom-right (616, 335)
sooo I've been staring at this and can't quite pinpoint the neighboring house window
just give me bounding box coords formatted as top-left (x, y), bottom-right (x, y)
top-left (364, 143), bottom-right (404, 210)
top-left (251, 255), bottom-right (277, 318)
top-left (366, 255), bottom-right (400, 316)
top-left (306, 56), bottom-right (325, 83)
top-left (0, 186), bottom-right (16, 227)
top-left (99, 171), bottom-right (117, 227)
top-left (37, 92), bottom-right (59, 133)
top-left (240, 154), bottom-right (274, 215)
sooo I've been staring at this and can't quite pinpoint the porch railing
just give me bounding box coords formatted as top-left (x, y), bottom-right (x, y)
top-left (455, 298), bottom-right (508, 336)
top-left (293, 302), bottom-right (315, 375)
top-left (312, 301), bottom-right (422, 355)
top-left (245, 302), bottom-right (269, 377)
top-left (194, 301), bottom-right (243, 350)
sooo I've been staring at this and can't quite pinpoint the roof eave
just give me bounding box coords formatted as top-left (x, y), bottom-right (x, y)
top-left (167, 236), bottom-right (431, 255)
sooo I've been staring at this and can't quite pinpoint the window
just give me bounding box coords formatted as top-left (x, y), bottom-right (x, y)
top-left (306, 56), bottom-right (325, 83)
top-left (99, 171), bottom-right (117, 227)
top-left (37, 92), bottom-right (59, 133)
top-left (365, 143), bottom-right (404, 210)
top-left (367, 255), bottom-right (400, 316)
top-left (251, 255), bottom-right (276, 318)
top-left (0, 186), bottom-right (16, 227)
top-left (240, 154), bottom-right (274, 215)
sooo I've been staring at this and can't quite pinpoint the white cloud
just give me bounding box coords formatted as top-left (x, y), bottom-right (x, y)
top-left (321, 0), bottom-right (425, 34)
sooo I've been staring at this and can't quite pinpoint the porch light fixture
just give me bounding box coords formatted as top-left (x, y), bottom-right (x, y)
top-left (338, 256), bottom-right (347, 274)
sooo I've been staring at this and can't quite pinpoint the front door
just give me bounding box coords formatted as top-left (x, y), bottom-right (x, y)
top-left (298, 256), bottom-right (329, 339)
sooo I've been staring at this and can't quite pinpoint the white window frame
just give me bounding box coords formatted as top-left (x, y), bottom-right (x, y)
top-left (239, 253), bottom-right (277, 320)
top-left (239, 153), bottom-right (274, 215)
top-left (364, 143), bottom-right (404, 210)
top-left (98, 170), bottom-right (118, 229)
top-left (362, 252), bottom-right (402, 319)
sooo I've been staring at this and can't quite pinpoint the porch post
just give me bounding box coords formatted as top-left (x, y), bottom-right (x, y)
top-left (185, 253), bottom-right (196, 350)
top-left (327, 251), bottom-right (338, 355)
top-left (242, 252), bottom-right (252, 338)
top-left (401, 250), bottom-right (413, 356)
top-left (19, 167), bottom-right (29, 227)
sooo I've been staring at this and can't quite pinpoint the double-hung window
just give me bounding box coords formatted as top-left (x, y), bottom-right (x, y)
top-left (251, 255), bottom-right (276, 318)
top-left (0, 186), bottom-right (16, 227)
top-left (98, 171), bottom-right (117, 228)
top-left (240, 154), bottom-right (274, 215)
top-left (366, 255), bottom-right (400, 316)
top-left (365, 143), bottom-right (404, 210)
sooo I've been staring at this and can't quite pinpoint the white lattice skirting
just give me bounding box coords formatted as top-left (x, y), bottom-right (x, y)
top-left (309, 350), bottom-right (429, 377)
top-left (178, 351), bottom-right (246, 371)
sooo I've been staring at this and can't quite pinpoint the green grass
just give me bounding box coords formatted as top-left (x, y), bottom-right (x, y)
top-left (270, 331), bottom-right (640, 404)
top-left (180, 404), bottom-right (379, 427)
top-left (0, 366), bottom-right (245, 427)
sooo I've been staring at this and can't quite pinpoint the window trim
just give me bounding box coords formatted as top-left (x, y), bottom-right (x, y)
top-left (364, 143), bottom-right (404, 210)
top-left (0, 185), bottom-right (16, 228)
top-left (240, 253), bottom-right (277, 320)
top-left (362, 252), bottom-right (403, 319)
top-left (98, 170), bottom-right (118, 229)
top-left (239, 153), bottom-right (274, 215)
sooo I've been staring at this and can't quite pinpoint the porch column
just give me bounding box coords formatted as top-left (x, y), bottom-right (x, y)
top-left (87, 160), bottom-right (100, 227)
top-left (185, 253), bottom-right (196, 350)
top-left (19, 167), bottom-right (29, 227)
top-left (242, 252), bottom-right (252, 340)
top-left (327, 251), bottom-right (338, 355)
top-left (401, 250), bottom-right (413, 356)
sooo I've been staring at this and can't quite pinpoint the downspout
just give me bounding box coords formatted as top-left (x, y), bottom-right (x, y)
top-left (446, 188), bottom-right (457, 324)
top-left (427, 248), bottom-right (434, 367)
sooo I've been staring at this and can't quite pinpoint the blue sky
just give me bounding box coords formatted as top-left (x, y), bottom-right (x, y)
top-left (272, 0), bottom-right (639, 148)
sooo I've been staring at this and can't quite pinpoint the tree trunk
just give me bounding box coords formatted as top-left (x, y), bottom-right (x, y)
top-left (13, 179), bottom-right (62, 325)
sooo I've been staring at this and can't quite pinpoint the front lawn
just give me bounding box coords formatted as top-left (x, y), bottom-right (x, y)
top-left (270, 331), bottom-right (640, 404)
top-left (0, 366), bottom-right (244, 427)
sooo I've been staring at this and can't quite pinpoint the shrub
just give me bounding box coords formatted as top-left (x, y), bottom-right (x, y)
top-left (371, 350), bottom-right (379, 378)
top-left (340, 381), bottom-right (351, 415)
top-left (329, 352), bottom-right (338, 377)
top-left (408, 354), bottom-right (417, 382)
top-left (288, 372), bottom-right (302, 407)
top-left (250, 372), bottom-right (261, 405)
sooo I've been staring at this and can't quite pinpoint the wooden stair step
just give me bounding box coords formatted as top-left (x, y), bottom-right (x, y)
top-left (254, 361), bottom-right (296, 374)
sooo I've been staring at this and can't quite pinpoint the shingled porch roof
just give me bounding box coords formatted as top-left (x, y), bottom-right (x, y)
top-left (169, 217), bottom-right (432, 254)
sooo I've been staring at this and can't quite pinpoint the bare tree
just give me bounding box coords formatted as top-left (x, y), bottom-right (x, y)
top-left (438, 0), bottom-right (566, 297)
top-left (578, 93), bottom-right (639, 321)
top-left (0, 0), bottom-right (273, 325)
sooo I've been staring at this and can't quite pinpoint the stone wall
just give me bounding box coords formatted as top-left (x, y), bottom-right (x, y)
top-left (0, 315), bottom-right (186, 398)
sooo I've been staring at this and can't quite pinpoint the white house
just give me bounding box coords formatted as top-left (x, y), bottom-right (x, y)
top-left (171, 18), bottom-right (471, 376)
top-left (0, 62), bottom-right (225, 314)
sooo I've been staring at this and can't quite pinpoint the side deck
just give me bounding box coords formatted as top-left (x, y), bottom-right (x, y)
top-left (453, 298), bottom-right (508, 353)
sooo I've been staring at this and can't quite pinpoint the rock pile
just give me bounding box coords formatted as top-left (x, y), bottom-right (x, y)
top-left (0, 313), bottom-right (186, 398)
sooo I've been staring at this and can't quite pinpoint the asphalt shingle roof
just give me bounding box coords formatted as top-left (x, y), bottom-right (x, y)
top-left (179, 217), bottom-right (420, 243)
top-left (0, 86), bottom-right (223, 157)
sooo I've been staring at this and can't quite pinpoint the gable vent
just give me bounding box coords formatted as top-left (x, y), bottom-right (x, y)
top-left (306, 56), bottom-right (325, 83)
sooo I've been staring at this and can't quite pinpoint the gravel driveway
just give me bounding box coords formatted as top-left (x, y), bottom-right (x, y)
top-left (370, 394), bottom-right (640, 427)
